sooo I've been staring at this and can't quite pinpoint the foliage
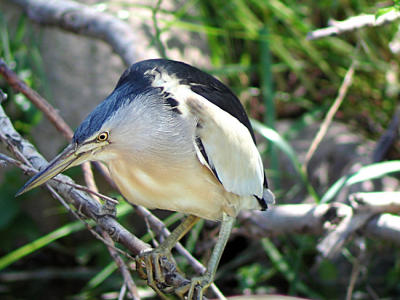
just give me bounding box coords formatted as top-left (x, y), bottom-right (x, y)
top-left (1, 1), bottom-right (400, 300)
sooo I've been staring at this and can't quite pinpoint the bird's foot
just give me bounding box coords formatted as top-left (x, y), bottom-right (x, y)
top-left (96, 199), bottom-right (117, 218)
top-left (136, 248), bottom-right (189, 297)
top-left (175, 274), bottom-right (212, 300)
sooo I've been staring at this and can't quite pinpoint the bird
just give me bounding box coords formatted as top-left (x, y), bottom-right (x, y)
top-left (17, 59), bottom-right (275, 299)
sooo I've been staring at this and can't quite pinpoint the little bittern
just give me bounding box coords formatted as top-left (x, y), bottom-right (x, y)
top-left (18, 59), bottom-right (275, 299)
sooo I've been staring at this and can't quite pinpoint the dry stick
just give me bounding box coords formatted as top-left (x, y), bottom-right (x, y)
top-left (345, 240), bottom-right (366, 300)
top-left (346, 256), bottom-right (361, 300)
top-left (47, 184), bottom-right (136, 261)
top-left (103, 232), bottom-right (141, 300)
top-left (303, 61), bottom-right (356, 173)
top-left (118, 284), bottom-right (127, 300)
top-left (307, 10), bottom-right (400, 40)
top-left (81, 162), bottom-right (100, 202)
top-left (237, 204), bottom-right (400, 245)
top-left (372, 105), bottom-right (400, 162)
top-left (0, 58), bottom-right (73, 139)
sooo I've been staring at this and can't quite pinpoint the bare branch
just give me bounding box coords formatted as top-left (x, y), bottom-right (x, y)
top-left (365, 213), bottom-right (400, 244)
top-left (0, 58), bottom-right (73, 140)
top-left (303, 60), bottom-right (356, 171)
top-left (307, 10), bottom-right (400, 40)
top-left (238, 203), bottom-right (350, 237)
top-left (103, 233), bottom-right (141, 300)
top-left (317, 208), bottom-right (368, 259)
top-left (372, 106), bottom-right (400, 162)
top-left (10, 0), bottom-right (139, 66)
top-left (350, 192), bottom-right (400, 214)
top-left (238, 202), bottom-right (400, 255)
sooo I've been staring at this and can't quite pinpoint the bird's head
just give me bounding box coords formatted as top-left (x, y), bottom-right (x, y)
top-left (16, 61), bottom-right (160, 196)
top-left (15, 112), bottom-right (116, 196)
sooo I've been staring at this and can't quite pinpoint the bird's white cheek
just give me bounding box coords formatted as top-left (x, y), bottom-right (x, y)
top-left (91, 146), bottom-right (117, 161)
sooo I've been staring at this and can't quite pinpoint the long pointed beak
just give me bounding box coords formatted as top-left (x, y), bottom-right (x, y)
top-left (16, 143), bottom-right (85, 196)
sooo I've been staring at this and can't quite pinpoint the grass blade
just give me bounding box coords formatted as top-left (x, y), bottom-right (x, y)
top-left (0, 221), bottom-right (84, 270)
top-left (321, 160), bottom-right (400, 203)
top-left (261, 238), bottom-right (321, 298)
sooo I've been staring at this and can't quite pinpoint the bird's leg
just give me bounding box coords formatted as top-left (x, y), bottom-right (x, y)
top-left (136, 215), bottom-right (200, 294)
top-left (176, 212), bottom-right (235, 300)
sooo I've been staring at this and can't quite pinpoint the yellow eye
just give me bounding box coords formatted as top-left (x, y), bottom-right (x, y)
top-left (97, 131), bottom-right (109, 142)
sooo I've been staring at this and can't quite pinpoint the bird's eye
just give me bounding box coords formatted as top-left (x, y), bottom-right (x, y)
top-left (97, 131), bottom-right (109, 142)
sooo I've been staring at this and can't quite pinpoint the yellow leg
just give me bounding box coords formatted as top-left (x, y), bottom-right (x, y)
top-left (136, 215), bottom-right (200, 296)
top-left (177, 212), bottom-right (235, 299)
top-left (160, 215), bottom-right (200, 251)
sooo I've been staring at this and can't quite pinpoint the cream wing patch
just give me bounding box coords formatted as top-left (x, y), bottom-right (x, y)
top-left (186, 94), bottom-right (264, 198)
top-left (146, 67), bottom-right (264, 198)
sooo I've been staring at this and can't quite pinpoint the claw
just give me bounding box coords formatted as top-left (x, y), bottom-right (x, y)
top-left (175, 274), bottom-right (212, 300)
top-left (136, 248), bottom-right (183, 298)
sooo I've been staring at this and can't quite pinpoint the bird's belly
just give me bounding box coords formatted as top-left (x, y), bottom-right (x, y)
top-left (107, 158), bottom-right (239, 221)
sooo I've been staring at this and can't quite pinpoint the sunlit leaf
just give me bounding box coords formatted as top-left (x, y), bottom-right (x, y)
top-left (321, 161), bottom-right (400, 203)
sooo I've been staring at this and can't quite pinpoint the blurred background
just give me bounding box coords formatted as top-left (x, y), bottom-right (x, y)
top-left (0, 0), bottom-right (400, 299)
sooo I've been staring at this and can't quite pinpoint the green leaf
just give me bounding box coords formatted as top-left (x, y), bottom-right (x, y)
top-left (0, 221), bottom-right (84, 270)
top-left (252, 119), bottom-right (299, 168)
top-left (321, 160), bottom-right (400, 203)
top-left (84, 261), bottom-right (118, 290)
top-left (375, 7), bottom-right (396, 19)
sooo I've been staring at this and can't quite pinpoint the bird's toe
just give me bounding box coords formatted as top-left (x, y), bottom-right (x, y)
top-left (136, 248), bottom-right (180, 295)
top-left (175, 274), bottom-right (211, 300)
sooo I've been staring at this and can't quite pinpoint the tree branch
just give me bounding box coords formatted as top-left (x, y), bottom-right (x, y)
top-left (238, 200), bottom-right (400, 258)
top-left (0, 58), bottom-right (73, 140)
top-left (307, 10), bottom-right (400, 40)
top-left (303, 60), bottom-right (356, 171)
top-left (10, 0), bottom-right (139, 66)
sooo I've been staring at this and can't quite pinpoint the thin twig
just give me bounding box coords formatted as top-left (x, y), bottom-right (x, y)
top-left (345, 239), bottom-right (365, 300)
top-left (0, 58), bottom-right (73, 140)
top-left (40, 181), bottom-right (136, 261)
top-left (82, 162), bottom-right (100, 202)
top-left (307, 10), bottom-right (400, 40)
top-left (118, 283), bottom-right (127, 300)
top-left (103, 232), bottom-right (141, 300)
top-left (372, 105), bottom-right (400, 162)
top-left (303, 60), bottom-right (356, 172)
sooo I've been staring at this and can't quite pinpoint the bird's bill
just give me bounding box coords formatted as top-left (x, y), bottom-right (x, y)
top-left (16, 143), bottom-right (86, 196)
